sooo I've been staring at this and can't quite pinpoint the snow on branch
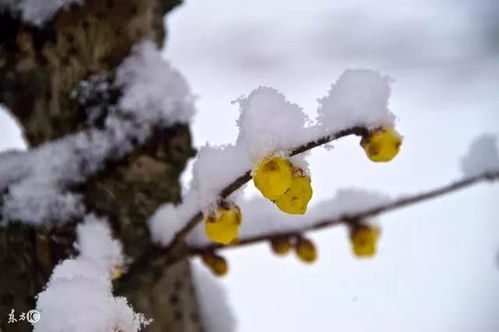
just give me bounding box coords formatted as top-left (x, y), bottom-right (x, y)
top-left (34, 215), bottom-right (151, 332)
top-left (0, 41), bottom-right (194, 225)
top-left (147, 72), bottom-right (499, 262)
top-left (115, 41), bottom-right (195, 126)
top-left (235, 87), bottom-right (312, 161)
top-left (187, 133), bottom-right (499, 254)
top-left (188, 171), bottom-right (499, 254)
top-left (461, 134), bottom-right (499, 177)
top-left (128, 133), bottom-right (499, 272)
top-left (149, 69), bottom-right (394, 252)
top-left (317, 69), bottom-right (395, 133)
top-left (149, 126), bottom-right (366, 251)
top-left (187, 188), bottom-right (390, 248)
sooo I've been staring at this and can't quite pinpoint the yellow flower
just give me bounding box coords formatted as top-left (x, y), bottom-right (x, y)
top-left (361, 127), bottom-right (402, 162)
top-left (270, 236), bottom-right (292, 255)
top-left (205, 203), bottom-right (242, 245)
top-left (201, 253), bottom-right (229, 277)
top-left (275, 170), bottom-right (313, 215)
top-left (350, 225), bottom-right (380, 257)
top-left (201, 253), bottom-right (216, 266)
top-left (295, 237), bottom-right (317, 263)
top-left (252, 156), bottom-right (293, 200)
top-left (212, 256), bottom-right (229, 276)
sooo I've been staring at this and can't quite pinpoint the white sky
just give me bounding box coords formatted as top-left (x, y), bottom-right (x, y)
top-left (0, 0), bottom-right (498, 331)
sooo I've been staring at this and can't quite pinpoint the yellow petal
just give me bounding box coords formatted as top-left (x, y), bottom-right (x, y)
top-left (295, 238), bottom-right (317, 263)
top-left (211, 256), bottom-right (229, 276)
top-left (205, 205), bottom-right (242, 245)
top-left (253, 156), bottom-right (293, 200)
top-left (201, 253), bottom-right (216, 266)
top-left (350, 225), bottom-right (380, 258)
top-left (270, 237), bottom-right (292, 255)
top-left (361, 127), bottom-right (402, 162)
top-left (275, 174), bottom-right (313, 215)
top-left (201, 253), bottom-right (229, 277)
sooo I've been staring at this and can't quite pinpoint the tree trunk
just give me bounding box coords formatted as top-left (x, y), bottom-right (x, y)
top-left (0, 1), bottom-right (204, 331)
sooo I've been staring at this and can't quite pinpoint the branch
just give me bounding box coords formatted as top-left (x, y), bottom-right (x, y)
top-left (189, 171), bottom-right (499, 255)
top-left (165, 126), bottom-right (368, 254)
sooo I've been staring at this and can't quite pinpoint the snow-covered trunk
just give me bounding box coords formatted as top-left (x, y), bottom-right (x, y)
top-left (0, 0), bottom-right (204, 331)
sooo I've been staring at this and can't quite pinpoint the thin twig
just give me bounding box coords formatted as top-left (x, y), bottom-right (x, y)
top-left (165, 126), bottom-right (367, 254)
top-left (189, 171), bottom-right (499, 255)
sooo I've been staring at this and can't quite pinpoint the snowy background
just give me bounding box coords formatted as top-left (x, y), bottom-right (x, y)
top-left (1, 0), bottom-right (499, 331)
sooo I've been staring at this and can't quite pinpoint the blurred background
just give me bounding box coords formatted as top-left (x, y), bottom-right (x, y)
top-left (1, 0), bottom-right (499, 331)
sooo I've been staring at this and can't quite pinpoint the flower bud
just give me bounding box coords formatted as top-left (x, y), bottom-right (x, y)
top-left (361, 127), bottom-right (402, 162)
top-left (270, 236), bottom-right (292, 255)
top-left (350, 224), bottom-right (380, 258)
top-left (205, 203), bottom-right (242, 245)
top-left (252, 156), bottom-right (293, 200)
top-left (295, 237), bottom-right (317, 263)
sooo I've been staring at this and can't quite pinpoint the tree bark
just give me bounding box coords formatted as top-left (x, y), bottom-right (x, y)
top-left (0, 1), bottom-right (204, 331)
